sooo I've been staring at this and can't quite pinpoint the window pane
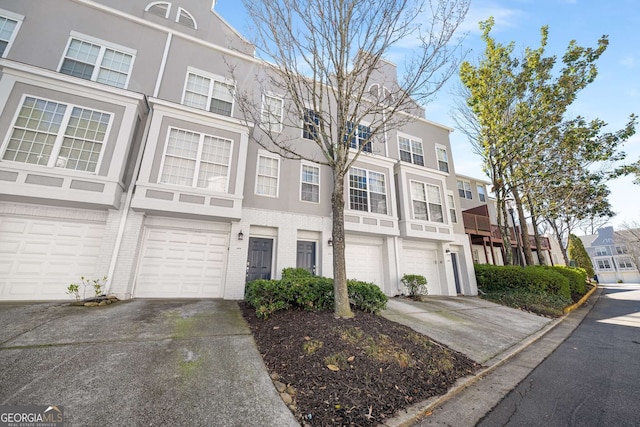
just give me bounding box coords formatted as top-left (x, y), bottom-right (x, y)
top-left (349, 168), bottom-right (368, 211)
top-left (210, 81), bottom-right (233, 116)
top-left (262, 95), bottom-right (283, 131)
top-left (257, 156), bottom-right (279, 196)
top-left (2, 97), bottom-right (66, 166)
top-left (429, 203), bottom-right (444, 223)
top-left (0, 17), bottom-right (17, 56)
top-left (160, 129), bottom-right (199, 186)
top-left (426, 184), bottom-right (441, 204)
top-left (301, 182), bottom-right (319, 202)
top-left (368, 171), bottom-right (385, 194)
top-left (413, 200), bottom-right (428, 220)
top-left (60, 107), bottom-right (110, 172)
top-left (370, 192), bottom-right (387, 214)
top-left (411, 181), bottom-right (426, 201)
top-left (97, 49), bottom-right (132, 88)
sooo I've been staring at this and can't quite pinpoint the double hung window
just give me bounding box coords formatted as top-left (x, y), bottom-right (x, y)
top-left (349, 168), bottom-right (387, 214)
top-left (410, 181), bottom-right (444, 223)
top-left (436, 147), bottom-right (449, 173)
top-left (0, 10), bottom-right (22, 57)
top-left (301, 164), bottom-right (320, 203)
top-left (60, 35), bottom-right (135, 89)
top-left (261, 94), bottom-right (284, 133)
top-left (184, 71), bottom-right (235, 117)
top-left (159, 128), bottom-right (232, 192)
top-left (398, 136), bottom-right (424, 166)
top-left (256, 154), bottom-right (280, 197)
top-left (347, 122), bottom-right (371, 152)
top-left (457, 180), bottom-right (472, 199)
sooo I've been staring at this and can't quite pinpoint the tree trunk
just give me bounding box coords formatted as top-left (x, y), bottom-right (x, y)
top-left (513, 188), bottom-right (534, 266)
top-left (331, 168), bottom-right (354, 319)
top-left (550, 220), bottom-right (570, 265)
top-left (531, 213), bottom-right (546, 265)
top-left (496, 194), bottom-right (513, 265)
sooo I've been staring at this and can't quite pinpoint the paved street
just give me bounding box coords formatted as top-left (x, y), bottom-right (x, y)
top-left (478, 283), bottom-right (640, 427)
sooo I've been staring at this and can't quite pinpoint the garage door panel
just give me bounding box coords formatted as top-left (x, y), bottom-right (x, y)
top-left (346, 243), bottom-right (383, 286)
top-left (0, 215), bottom-right (106, 300)
top-left (403, 248), bottom-right (440, 295)
top-left (135, 227), bottom-right (228, 298)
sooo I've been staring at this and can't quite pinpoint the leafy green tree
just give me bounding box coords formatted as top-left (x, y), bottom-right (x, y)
top-left (568, 233), bottom-right (594, 278)
top-left (458, 18), bottom-right (635, 266)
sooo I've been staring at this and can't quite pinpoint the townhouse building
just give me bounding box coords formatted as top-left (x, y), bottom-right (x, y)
top-left (0, 0), bottom-right (477, 301)
top-left (580, 226), bottom-right (640, 283)
top-left (457, 175), bottom-right (563, 266)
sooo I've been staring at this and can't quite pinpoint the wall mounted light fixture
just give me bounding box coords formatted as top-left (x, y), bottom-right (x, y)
top-left (328, 238), bottom-right (333, 246)
top-left (238, 231), bottom-right (244, 240)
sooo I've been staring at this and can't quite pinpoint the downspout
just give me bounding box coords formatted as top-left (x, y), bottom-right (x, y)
top-left (104, 99), bottom-right (153, 296)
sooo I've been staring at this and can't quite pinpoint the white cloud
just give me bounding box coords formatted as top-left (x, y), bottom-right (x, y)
top-left (458, 2), bottom-right (525, 34)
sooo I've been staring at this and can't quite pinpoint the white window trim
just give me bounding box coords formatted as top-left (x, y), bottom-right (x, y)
top-left (1, 94), bottom-right (112, 174)
top-left (596, 258), bottom-right (613, 271)
top-left (144, 1), bottom-right (172, 18)
top-left (447, 190), bottom-right (457, 224)
top-left (261, 92), bottom-right (284, 133)
top-left (255, 150), bottom-right (281, 198)
top-left (0, 8), bottom-right (24, 58)
top-left (181, 67), bottom-right (236, 116)
top-left (397, 132), bottom-right (424, 166)
top-left (301, 108), bottom-right (320, 140)
top-left (616, 257), bottom-right (635, 270)
top-left (157, 126), bottom-right (233, 192)
top-left (477, 184), bottom-right (486, 202)
top-left (176, 7), bottom-right (198, 29)
top-left (594, 247), bottom-right (608, 256)
top-left (348, 167), bottom-right (388, 215)
top-left (435, 144), bottom-right (449, 173)
top-left (410, 179), bottom-right (445, 223)
top-left (58, 31), bottom-right (137, 89)
top-left (347, 120), bottom-right (372, 152)
top-left (457, 179), bottom-right (473, 200)
top-left (300, 161), bottom-right (320, 204)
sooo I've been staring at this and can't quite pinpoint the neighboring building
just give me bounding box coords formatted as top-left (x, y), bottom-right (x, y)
top-left (580, 227), bottom-right (640, 283)
top-left (0, 0), bottom-right (478, 301)
top-left (457, 174), bottom-right (562, 266)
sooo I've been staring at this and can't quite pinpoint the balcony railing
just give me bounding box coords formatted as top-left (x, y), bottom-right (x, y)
top-left (464, 212), bottom-right (551, 251)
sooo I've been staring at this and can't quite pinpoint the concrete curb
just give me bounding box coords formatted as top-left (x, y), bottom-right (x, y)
top-left (384, 288), bottom-right (602, 427)
top-left (563, 283), bottom-right (598, 314)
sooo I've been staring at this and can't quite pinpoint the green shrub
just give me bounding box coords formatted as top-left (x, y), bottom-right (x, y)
top-left (281, 267), bottom-right (313, 280)
top-left (244, 279), bottom-right (293, 318)
top-left (401, 274), bottom-right (428, 299)
top-left (541, 266), bottom-right (587, 295)
top-left (245, 270), bottom-right (388, 317)
top-left (348, 280), bottom-right (388, 313)
top-left (474, 264), bottom-right (570, 299)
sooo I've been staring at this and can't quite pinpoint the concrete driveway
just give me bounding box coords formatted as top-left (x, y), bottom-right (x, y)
top-left (0, 299), bottom-right (298, 426)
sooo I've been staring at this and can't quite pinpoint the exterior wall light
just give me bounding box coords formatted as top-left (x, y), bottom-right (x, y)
top-left (328, 238), bottom-right (333, 246)
top-left (238, 231), bottom-right (244, 240)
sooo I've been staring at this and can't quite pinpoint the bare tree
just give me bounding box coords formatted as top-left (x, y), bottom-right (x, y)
top-left (616, 221), bottom-right (640, 273)
top-left (234, 0), bottom-right (469, 318)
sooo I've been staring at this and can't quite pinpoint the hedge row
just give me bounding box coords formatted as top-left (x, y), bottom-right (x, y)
top-left (245, 268), bottom-right (388, 318)
top-left (474, 264), bottom-right (578, 300)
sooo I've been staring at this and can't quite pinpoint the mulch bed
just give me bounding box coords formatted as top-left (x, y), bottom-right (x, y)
top-left (240, 303), bottom-right (481, 426)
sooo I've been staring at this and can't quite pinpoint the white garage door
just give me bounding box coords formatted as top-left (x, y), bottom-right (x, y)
top-left (134, 228), bottom-right (229, 298)
top-left (345, 243), bottom-right (383, 286)
top-left (403, 248), bottom-right (441, 295)
top-left (0, 216), bottom-right (106, 301)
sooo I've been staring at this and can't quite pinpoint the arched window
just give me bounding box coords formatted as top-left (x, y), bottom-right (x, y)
top-left (145, 1), bottom-right (171, 18)
top-left (177, 7), bottom-right (197, 29)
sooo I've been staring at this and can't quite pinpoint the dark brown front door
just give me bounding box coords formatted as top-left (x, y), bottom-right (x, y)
top-left (246, 237), bottom-right (273, 282)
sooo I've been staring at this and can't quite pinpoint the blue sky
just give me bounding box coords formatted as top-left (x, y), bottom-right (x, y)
top-left (214, 0), bottom-right (639, 230)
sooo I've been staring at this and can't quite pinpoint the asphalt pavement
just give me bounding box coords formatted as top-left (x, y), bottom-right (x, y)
top-left (0, 291), bottom-right (604, 427)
